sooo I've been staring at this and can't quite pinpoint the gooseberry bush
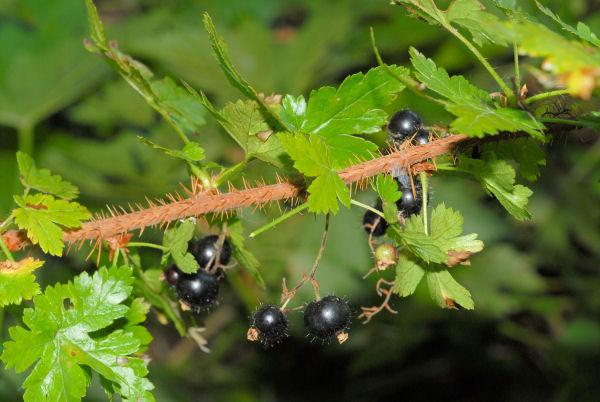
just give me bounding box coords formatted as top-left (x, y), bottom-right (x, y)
top-left (1, 0), bottom-right (600, 400)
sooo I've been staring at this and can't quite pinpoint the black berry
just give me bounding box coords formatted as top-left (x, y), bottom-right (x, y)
top-left (411, 129), bottom-right (429, 146)
top-left (249, 305), bottom-right (288, 345)
top-left (395, 174), bottom-right (424, 217)
top-left (388, 110), bottom-right (423, 144)
top-left (362, 201), bottom-right (388, 236)
top-left (189, 235), bottom-right (232, 269)
top-left (176, 269), bottom-right (221, 311)
top-left (304, 295), bottom-right (351, 340)
top-left (164, 265), bottom-right (181, 287)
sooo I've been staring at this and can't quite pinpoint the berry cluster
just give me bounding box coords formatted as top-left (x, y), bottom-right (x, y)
top-left (248, 296), bottom-right (352, 347)
top-left (164, 235), bottom-right (232, 313)
top-left (362, 109), bottom-right (430, 237)
top-left (387, 109), bottom-right (430, 147)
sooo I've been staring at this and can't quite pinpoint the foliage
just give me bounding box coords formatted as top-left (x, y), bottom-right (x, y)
top-left (0, 0), bottom-right (599, 400)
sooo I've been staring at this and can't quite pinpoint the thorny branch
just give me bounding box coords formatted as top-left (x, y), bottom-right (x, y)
top-left (2, 134), bottom-right (469, 252)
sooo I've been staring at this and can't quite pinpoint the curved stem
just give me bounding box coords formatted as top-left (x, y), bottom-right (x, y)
top-left (127, 242), bottom-right (169, 251)
top-left (524, 89), bottom-right (570, 105)
top-left (18, 123), bottom-right (35, 156)
top-left (420, 171), bottom-right (429, 236)
top-left (215, 159), bottom-right (248, 187)
top-left (513, 42), bottom-right (521, 98)
top-left (445, 25), bottom-right (514, 104)
top-left (350, 199), bottom-right (385, 218)
top-left (250, 203), bottom-right (309, 238)
top-left (0, 235), bottom-right (15, 262)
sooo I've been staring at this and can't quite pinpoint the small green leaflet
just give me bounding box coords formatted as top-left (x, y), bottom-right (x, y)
top-left (0, 258), bottom-right (43, 307)
top-left (227, 218), bottom-right (265, 288)
top-left (394, 0), bottom-right (507, 45)
top-left (150, 77), bottom-right (207, 134)
top-left (138, 137), bottom-right (205, 163)
top-left (280, 65), bottom-right (405, 167)
top-left (392, 255), bottom-right (425, 297)
top-left (279, 133), bottom-right (350, 214)
top-left (392, 203), bottom-right (483, 264)
top-left (375, 174), bottom-right (401, 224)
top-left (535, 1), bottom-right (600, 47)
top-left (202, 13), bottom-right (287, 130)
top-left (13, 194), bottom-right (90, 256)
top-left (162, 220), bottom-right (199, 274)
top-left (1, 266), bottom-right (154, 401)
top-left (427, 269), bottom-right (474, 309)
top-left (17, 152), bottom-right (79, 199)
top-left (409, 48), bottom-right (545, 139)
top-left (458, 153), bottom-right (533, 221)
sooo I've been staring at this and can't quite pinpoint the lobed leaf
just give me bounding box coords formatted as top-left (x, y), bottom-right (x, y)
top-left (409, 48), bottom-right (545, 139)
top-left (17, 151), bottom-right (79, 199)
top-left (458, 154), bottom-right (533, 221)
top-left (535, 1), bottom-right (600, 47)
top-left (1, 266), bottom-right (154, 401)
top-left (392, 255), bottom-right (425, 297)
top-left (0, 258), bottom-right (43, 307)
top-left (162, 220), bottom-right (199, 274)
top-left (13, 194), bottom-right (90, 256)
top-left (279, 133), bottom-right (350, 214)
top-left (426, 269), bottom-right (474, 309)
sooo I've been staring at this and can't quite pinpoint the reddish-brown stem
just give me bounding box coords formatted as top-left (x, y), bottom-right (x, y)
top-left (2, 134), bottom-right (468, 251)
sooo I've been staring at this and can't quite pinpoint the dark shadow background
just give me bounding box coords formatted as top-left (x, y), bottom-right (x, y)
top-left (1, 0), bottom-right (600, 400)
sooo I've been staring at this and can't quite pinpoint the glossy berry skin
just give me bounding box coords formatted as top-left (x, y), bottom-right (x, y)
top-left (388, 110), bottom-right (423, 144)
top-left (362, 201), bottom-right (388, 236)
top-left (304, 296), bottom-right (351, 340)
top-left (189, 235), bottom-right (232, 269)
top-left (411, 129), bottom-right (430, 146)
top-left (395, 174), bottom-right (424, 217)
top-left (176, 270), bottom-right (221, 310)
top-left (251, 305), bottom-right (288, 344)
top-left (396, 186), bottom-right (422, 217)
top-left (164, 265), bottom-right (181, 287)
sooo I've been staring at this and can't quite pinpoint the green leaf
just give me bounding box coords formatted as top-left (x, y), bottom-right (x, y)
top-left (429, 203), bottom-right (484, 256)
top-left (392, 255), bottom-right (425, 296)
top-left (1, 266), bottom-right (154, 401)
top-left (376, 174), bottom-right (401, 224)
top-left (426, 269), bottom-right (474, 309)
top-left (535, 1), bottom-right (600, 47)
top-left (85, 0), bottom-right (105, 45)
top-left (458, 153), bottom-right (533, 221)
top-left (409, 47), bottom-right (545, 139)
top-left (13, 194), bottom-right (91, 256)
top-left (150, 77), bottom-right (207, 134)
top-left (202, 13), bottom-right (286, 129)
top-left (279, 133), bottom-right (350, 214)
top-left (220, 99), bottom-right (290, 168)
top-left (280, 95), bottom-right (307, 130)
top-left (394, 0), bottom-right (507, 45)
top-left (0, 258), bottom-right (43, 307)
top-left (17, 151), bottom-right (79, 199)
top-left (227, 218), bottom-right (265, 288)
top-left (481, 138), bottom-right (546, 182)
top-left (280, 66), bottom-right (404, 167)
top-left (299, 66), bottom-right (406, 136)
top-left (162, 220), bottom-right (199, 274)
top-left (138, 137), bottom-right (205, 163)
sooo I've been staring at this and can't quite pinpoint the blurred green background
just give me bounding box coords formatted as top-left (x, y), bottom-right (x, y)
top-left (2, 0), bottom-right (600, 400)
